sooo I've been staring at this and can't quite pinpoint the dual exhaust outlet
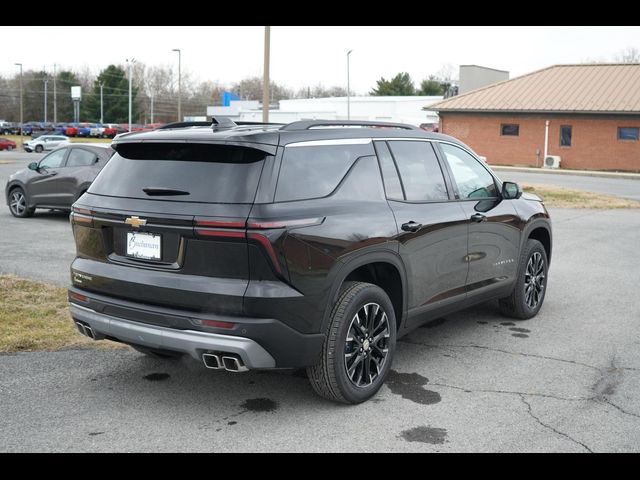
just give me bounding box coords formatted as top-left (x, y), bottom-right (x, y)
top-left (202, 353), bottom-right (248, 373)
top-left (75, 321), bottom-right (95, 340)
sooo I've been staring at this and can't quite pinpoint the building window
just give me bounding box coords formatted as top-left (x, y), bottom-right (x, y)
top-left (618, 127), bottom-right (639, 141)
top-left (501, 124), bottom-right (519, 136)
top-left (560, 125), bottom-right (572, 147)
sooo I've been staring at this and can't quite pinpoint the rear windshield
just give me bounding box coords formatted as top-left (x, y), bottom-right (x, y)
top-left (88, 143), bottom-right (267, 203)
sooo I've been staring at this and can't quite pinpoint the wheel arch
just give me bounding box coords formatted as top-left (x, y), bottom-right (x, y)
top-left (523, 219), bottom-right (552, 264)
top-left (322, 250), bottom-right (408, 333)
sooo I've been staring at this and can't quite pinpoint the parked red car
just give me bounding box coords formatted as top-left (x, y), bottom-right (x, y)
top-left (0, 137), bottom-right (17, 151)
top-left (65, 125), bottom-right (79, 137)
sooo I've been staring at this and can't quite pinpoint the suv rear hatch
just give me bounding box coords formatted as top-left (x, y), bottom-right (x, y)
top-left (71, 142), bottom-right (274, 316)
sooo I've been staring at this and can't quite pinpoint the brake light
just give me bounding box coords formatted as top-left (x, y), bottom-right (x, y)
top-left (202, 319), bottom-right (235, 329)
top-left (247, 217), bottom-right (324, 229)
top-left (71, 206), bottom-right (93, 226)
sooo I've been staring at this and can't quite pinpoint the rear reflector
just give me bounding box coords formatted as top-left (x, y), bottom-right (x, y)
top-left (202, 319), bottom-right (235, 329)
top-left (69, 291), bottom-right (88, 303)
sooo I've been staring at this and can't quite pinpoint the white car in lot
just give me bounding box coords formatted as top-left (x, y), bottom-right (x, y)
top-left (23, 135), bottom-right (71, 153)
top-left (90, 125), bottom-right (106, 138)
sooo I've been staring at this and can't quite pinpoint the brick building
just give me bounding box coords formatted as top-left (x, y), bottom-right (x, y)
top-left (428, 64), bottom-right (640, 172)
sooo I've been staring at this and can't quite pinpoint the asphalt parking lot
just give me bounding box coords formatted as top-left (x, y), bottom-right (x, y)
top-left (1, 151), bottom-right (639, 451)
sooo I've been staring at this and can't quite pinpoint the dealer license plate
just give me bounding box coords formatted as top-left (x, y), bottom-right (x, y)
top-left (126, 231), bottom-right (161, 260)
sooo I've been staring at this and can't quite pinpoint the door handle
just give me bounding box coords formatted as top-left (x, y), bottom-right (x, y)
top-left (401, 221), bottom-right (422, 232)
top-left (470, 213), bottom-right (487, 223)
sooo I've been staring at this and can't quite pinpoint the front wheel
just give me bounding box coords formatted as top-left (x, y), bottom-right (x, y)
top-left (8, 187), bottom-right (34, 218)
top-left (35, 145), bottom-right (43, 153)
top-left (7, 145), bottom-right (13, 151)
top-left (307, 282), bottom-right (396, 404)
top-left (499, 239), bottom-right (548, 319)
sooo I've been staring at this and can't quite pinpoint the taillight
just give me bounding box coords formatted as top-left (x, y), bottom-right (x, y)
top-left (71, 206), bottom-right (93, 227)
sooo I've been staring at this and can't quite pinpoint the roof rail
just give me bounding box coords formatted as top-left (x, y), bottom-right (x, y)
top-left (280, 120), bottom-right (420, 131)
top-left (156, 121), bottom-right (210, 129)
top-left (235, 121), bottom-right (286, 126)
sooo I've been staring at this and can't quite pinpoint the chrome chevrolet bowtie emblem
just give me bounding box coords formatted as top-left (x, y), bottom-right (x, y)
top-left (125, 216), bottom-right (147, 228)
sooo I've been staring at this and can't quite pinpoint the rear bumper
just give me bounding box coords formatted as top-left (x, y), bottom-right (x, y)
top-left (69, 303), bottom-right (277, 368)
top-left (68, 286), bottom-right (326, 368)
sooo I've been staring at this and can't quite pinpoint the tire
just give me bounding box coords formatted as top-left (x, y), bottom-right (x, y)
top-left (499, 239), bottom-right (548, 319)
top-left (8, 187), bottom-right (34, 218)
top-left (131, 344), bottom-right (183, 359)
top-left (7, 145), bottom-right (13, 151)
top-left (307, 282), bottom-right (397, 404)
top-left (35, 145), bottom-right (43, 153)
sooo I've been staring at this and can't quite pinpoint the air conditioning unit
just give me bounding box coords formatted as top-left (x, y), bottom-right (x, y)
top-left (544, 155), bottom-right (561, 169)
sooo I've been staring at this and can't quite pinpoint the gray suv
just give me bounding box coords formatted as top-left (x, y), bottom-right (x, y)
top-left (5, 144), bottom-right (114, 217)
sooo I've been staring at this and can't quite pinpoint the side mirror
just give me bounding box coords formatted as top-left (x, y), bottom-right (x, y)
top-left (28, 162), bottom-right (39, 171)
top-left (502, 181), bottom-right (522, 199)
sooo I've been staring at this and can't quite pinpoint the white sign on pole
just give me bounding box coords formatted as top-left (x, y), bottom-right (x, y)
top-left (71, 86), bottom-right (82, 100)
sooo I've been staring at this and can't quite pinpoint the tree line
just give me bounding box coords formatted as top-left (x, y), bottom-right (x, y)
top-left (0, 64), bottom-right (348, 124)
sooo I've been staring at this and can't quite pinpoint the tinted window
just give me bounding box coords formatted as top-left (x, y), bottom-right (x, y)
top-left (440, 143), bottom-right (497, 199)
top-left (388, 141), bottom-right (448, 202)
top-left (67, 148), bottom-right (97, 167)
top-left (39, 148), bottom-right (66, 168)
top-left (618, 127), bottom-right (639, 141)
top-left (373, 141), bottom-right (404, 200)
top-left (275, 143), bottom-right (370, 202)
top-left (501, 124), bottom-right (519, 136)
top-left (89, 143), bottom-right (266, 203)
top-left (560, 125), bottom-right (572, 147)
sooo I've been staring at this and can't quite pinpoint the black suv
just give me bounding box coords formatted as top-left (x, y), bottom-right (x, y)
top-left (68, 119), bottom-right (551, 404)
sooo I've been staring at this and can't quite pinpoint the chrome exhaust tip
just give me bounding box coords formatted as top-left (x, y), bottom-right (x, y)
top-left (84, 325), bottom-right (95, 340)
top-left (202, 353), bottom-right (223, 370)
top-left (75, 322), bottom-right (86, 336)
top-left (222, 355), bottom-right (249, 373)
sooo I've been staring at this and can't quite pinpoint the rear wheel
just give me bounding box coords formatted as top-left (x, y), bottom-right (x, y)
top-left (131, 345), bottom-right (183, 359)
top-left (499, 239), bottom-right (548, 319)
top-left (307, 282), bottom-right (396, 404)
top-left (7, 145), bottom-right (13, 151)
top-left (35, 145), bottom-right (43, 153)
top-left (8, 187), bottom-right (34, 218)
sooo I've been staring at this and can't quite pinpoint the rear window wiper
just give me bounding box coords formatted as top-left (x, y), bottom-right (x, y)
top-left (142, 187), bottom-right (190, 196)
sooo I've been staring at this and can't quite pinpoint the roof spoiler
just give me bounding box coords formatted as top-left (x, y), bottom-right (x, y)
top-left (280, 120), bottom-right (420, 131)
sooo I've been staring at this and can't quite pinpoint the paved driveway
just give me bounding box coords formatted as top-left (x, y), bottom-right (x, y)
top-left (1, 203), bottom-right (639, 452)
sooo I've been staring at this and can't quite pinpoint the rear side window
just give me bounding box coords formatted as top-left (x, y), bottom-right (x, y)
top-left (373, 141), bottom-right (404, 200)
top-left (89, 143), bottom-right (267, 203)
top-left (67, 148), bottom-right (97, 167)
top-left (275, 143), bottom-right (371, 202)
top-left (388, 141), bottom-right (449, 201)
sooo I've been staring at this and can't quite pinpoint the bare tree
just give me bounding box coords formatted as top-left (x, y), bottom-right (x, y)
top-left (615, 46), bottom-right (640, 63)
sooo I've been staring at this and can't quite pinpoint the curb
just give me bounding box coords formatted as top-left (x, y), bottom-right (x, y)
top-left (491, 166), bottom-right (640, 181)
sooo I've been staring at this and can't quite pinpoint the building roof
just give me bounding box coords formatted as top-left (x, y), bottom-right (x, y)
top-left (427, 64), bottom-right (640, 114)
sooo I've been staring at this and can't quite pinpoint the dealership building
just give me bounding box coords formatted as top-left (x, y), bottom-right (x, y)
top-left (428, 64), bottom-right (640, 172)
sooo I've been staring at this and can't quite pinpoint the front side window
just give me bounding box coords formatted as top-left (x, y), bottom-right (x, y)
top-left (67, 148), bottom-right (97, 167)
top-left (387, 141), bottom-right (448, 202)
top-left (501, 124), bottom-right (519, 136)
top-left (618, 127), bottom-right (639, 141)
top-left (560, 125), bottom-right (572, 147)
top-left (440, 143), bottom-right (497, 199)
top-left (39, 148), bottom-right (66, 168)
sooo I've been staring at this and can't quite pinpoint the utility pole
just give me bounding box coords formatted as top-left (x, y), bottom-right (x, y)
top-left (347, 50), bottom-right (353, 120)
top-left (127, 59), bottom-right (135, 132)
top-left (99, 82), bottom-right (104, 124)
top-left (15, 63), bottom-right (23, 138)
top-left (262, 26), bottom-right (271, 123)
top-left (172, 49), bottom-right (181, 121)
top-left (53, 64), bottom-right (57, 124)
top-left (44, 77), bottom-right (48, 123)
top-left (150, 93), bottom-right (154, 124)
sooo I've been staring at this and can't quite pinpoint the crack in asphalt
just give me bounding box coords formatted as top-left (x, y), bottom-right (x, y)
top-left (401, 338), bottom-right (602, 371)
top-left (430, 382), bottom-right (592, 402)
top-left (518, 395), bottom-right (593, 453)
top-left (599, 399), bottom-right (640, 419)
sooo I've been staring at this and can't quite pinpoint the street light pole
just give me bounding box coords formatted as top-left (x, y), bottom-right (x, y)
top-left (44, 77), bottom-right (48, 123)
top-left (99, 82), bottom-right (104, 124)
top-left (347, 50), bottom-right (353, 120)
top-left (262, 26), bottom-right (270, 123)
top-left (53, 64), bottom-right (57, 124)
top-left (15, 63), bottom-right (23, 138)
top-left (172, 49), bottom-right (181, 122)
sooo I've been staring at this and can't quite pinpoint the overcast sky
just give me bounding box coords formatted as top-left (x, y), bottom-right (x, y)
top-left (3, 26), bottom-right (639, 93)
